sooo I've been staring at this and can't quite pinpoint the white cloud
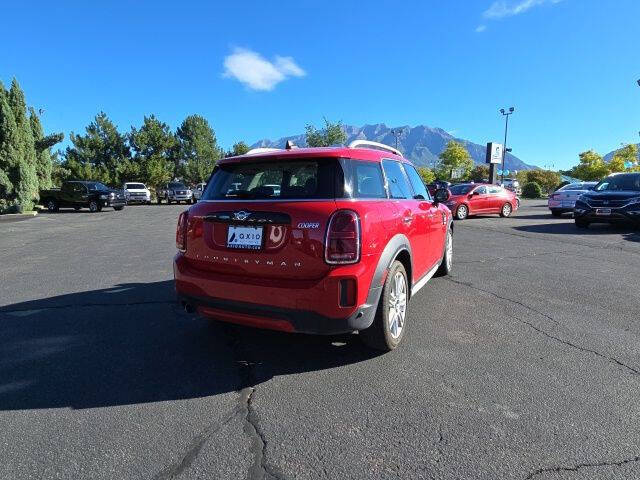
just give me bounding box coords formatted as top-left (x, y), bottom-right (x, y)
top-left (223, 48), bottom-right (306, 91)
top-left (475, 25), bottom-right (487, 33)
top-left (482, 0), bottom-right (562, 19)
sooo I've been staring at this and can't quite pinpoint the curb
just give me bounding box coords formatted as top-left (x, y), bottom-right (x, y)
top-left (0, 211), bottom-right (39, 223)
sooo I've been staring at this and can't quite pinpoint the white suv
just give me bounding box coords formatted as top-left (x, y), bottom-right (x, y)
top-left (123, 182), bottom-right (151, 204)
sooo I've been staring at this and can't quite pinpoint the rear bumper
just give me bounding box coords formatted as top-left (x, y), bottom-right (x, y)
top-left (173, 254), bottom-right (380, 334)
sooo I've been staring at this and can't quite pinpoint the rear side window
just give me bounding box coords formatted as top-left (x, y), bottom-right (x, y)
top-left (403, 164), bottom-right (431, 200)
top-left (202, 158), bottom-right (343, 200)
top-left (488, 186), bottom-right (501, 194)
top-left (351, 161), bottom-right (386, 198)
top-left (382, 160), bottom-right (412, 199)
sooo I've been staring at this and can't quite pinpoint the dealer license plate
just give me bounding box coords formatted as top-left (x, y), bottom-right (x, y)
top-left (227, 225), bottom-right (263, 250)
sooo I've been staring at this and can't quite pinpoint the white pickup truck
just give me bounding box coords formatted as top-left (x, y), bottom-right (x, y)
top-left (123, 182), bottom-right (152, 205)
top-left (192, 182), bottom-right (207, 202)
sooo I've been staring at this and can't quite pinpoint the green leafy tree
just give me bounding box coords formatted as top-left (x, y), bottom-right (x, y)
top-left (64, 112), bottom-right (131, 186)
top-left (8, 79), bottom-right (38, 211)
top-left (469, 164), bottom-right (490, 182)
top-left (435, 140), bottom-right (474, 181)
top-left (305, 118), bottom-right (347, 147)
top-left (522, 181), bottom-right (543, 198)
top-left (571, 150), bottom-right (609, 181)
top-left (521, 169), bottom-right (562, 193)
top-left (228, 141), bottom-right (250, 157)
top-left (129, 115), bottom-right (177, 189)
top-left (417, 166), bottom-right (435, 185)
top-left (610, 144), bottom-right (638, 172)
top-left (176, 115), bottom-right (221, 185)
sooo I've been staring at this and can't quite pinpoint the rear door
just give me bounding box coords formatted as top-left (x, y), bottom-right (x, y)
top-left (60, 182), bottom-right (76, 207)
top-left (403, 163), bottom-right (444, 270)
top-left (381, 159), bottom-right (430, 281)
top-left (183, 156), bottom-right (342, 281)
top-left (486, 185), bottom-right (505, 212)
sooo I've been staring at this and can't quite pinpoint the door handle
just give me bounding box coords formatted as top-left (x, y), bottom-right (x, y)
top-left (403, 216), bottom-right (413, 224)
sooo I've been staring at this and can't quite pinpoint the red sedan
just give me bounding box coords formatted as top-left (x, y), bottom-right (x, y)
top-left (445, 183), bottom-right (519, 220)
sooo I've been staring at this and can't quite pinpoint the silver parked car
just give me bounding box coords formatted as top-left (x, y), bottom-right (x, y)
top-left (192, 182), bottom-right (207, 202)
top-left (548, 182), bottom-right (597, 216)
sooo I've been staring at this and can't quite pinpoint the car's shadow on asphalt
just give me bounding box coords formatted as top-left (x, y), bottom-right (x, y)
top-left (513, 221), bottom-right (640, 242)
top-left (0, 281), bottom-right (379, 411)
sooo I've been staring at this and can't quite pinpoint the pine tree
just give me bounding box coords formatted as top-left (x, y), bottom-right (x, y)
top-left (8, 79), bottom-right (38, 211)
top-left (176, 115), bottom-right (220, 185)
top-left (64, 112), bottom-right (130, 186)
top-left (29, 108), bottom-right (63, 189)
top-left (0, 82), bottom-right (17, 209)
top-left (129, 115), bottom-right (176, 189)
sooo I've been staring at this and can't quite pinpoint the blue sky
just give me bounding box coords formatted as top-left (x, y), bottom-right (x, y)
top-left (2, 0), bottom-right (639, 169)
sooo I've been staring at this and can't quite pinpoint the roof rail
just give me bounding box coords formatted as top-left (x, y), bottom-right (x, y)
top-left (245, 147), bottom-right (282, 155)
top-left (348, 140), bottom-right (402, 157)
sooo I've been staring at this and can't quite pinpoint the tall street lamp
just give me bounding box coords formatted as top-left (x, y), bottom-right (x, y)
top-left (391, 129), bottom-right (401, 149)
top-left (499, 107), bottom-right (515, 183)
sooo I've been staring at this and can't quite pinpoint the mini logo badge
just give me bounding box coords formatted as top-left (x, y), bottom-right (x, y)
top-left (233, 211), bottom-right (251, 221)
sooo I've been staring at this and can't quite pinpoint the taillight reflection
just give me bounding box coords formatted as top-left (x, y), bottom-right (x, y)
top-left (176, 211), bottom-right (188, 251)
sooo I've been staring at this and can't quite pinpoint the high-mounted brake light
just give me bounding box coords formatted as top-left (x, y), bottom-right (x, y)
top-left (176, 211), bottom-right (188, 252)
top-left (325, 210), bottom-right (361, 264)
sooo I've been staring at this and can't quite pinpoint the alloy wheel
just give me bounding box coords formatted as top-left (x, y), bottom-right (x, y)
top-left (387, 271), bottom-right (407, 339)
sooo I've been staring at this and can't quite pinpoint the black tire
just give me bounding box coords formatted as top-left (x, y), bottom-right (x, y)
top-left (455, 204), bottom-right (468, 220)
top-left (500, 202), bottom-right (513, 218)
top-left (46, 199), bottom-right (58, 212)
top-left (551, 210), bottom-right (562, 217)
top-left (435, 228), bottom-right (453, 277)
top-left (167, 196), bottom-right (172, 205)
top-left (74, 206), bottom-right (81, 211)
top-left (575, 219), bottom-right (589, 229)
top-left (147, 201), bottom-right (152, 205)
top-left (114, 206), bottom-right (124, 211)
top-left (361, 260), bottom-right (408, 351)
top-left (89, 200), bottom-right (100, 213)
top-left (156, 197), bottom-right (162, 205)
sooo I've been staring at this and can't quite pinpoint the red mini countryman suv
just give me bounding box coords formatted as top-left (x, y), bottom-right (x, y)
top-left (173, 141), bottom-right (453, 350)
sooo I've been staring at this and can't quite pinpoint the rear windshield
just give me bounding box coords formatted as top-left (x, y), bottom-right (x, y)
top-left (202, 158), bottom-right (342, 200)
top-left (125, 183), bottom-right (146, 189)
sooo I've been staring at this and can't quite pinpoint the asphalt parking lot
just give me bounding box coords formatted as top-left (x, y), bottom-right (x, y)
top-left (1, 200), bottom-right (639, 480)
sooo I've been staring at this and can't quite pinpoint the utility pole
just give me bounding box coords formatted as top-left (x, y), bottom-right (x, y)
top-left (499, 107), bottom-right (515, 183)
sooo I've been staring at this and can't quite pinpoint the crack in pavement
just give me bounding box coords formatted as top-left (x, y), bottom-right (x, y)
top-left (445, 277), bottom-right (560, 327)
top-left (152, 404), bottom-right (244, 480)
top-left (456, 250), bottom-right (575, 265)
top-left (224, 326), bottom-right (285, 480)
top-left (461, 224), bottom-right (640, 256)
top-left (525, 455), bottom-right (640, 479)
top-left (445, 278), bottom-right (640, 376)
top-left (0, 300), bottom-right (175, 315)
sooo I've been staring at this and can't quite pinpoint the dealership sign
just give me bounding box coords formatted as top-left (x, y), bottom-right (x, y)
top-left (486, 142), bottom-right (503, 164)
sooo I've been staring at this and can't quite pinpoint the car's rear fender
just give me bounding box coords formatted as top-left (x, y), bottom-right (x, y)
top-left (365, 234), bottom-right (412, 308)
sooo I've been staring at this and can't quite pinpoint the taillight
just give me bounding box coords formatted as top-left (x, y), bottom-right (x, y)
top-left (176, 211), bottom-right (188, 251)
top-left (549, 193), bottom-right (559, 199)
top-left (325, 210), bottom-right (360, 264)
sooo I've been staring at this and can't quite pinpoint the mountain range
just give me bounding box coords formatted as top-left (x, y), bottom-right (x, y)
top-left (251, 123), bottom-right (537, 171)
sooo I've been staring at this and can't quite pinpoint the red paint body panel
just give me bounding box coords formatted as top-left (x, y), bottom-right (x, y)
top-left (173, 147), bottom-right (449, 333)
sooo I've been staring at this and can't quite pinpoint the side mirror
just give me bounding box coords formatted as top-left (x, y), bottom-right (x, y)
top-left (433, 188), bottom-right (450, 204)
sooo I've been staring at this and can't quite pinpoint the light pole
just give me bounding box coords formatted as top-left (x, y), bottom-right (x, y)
top-left (499, 107), bottom-right (515, 183)
top-left (391, 129), bottom-right (401, 149)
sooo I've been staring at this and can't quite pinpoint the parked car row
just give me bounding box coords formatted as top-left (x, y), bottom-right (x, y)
top-left (547, 173), bottom-right (640, 228)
